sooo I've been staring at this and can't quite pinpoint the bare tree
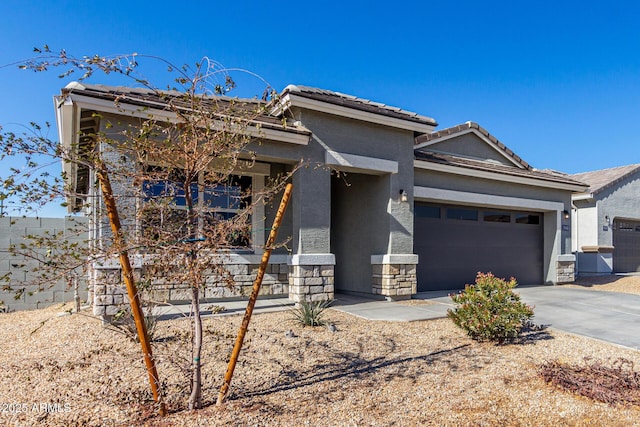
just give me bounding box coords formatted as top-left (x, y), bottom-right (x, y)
top-left (1, 47), bottom-right (296, 410)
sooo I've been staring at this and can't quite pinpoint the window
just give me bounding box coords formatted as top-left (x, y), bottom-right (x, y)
top-left (515, 213), bottom-right (540, 225)
top-left (446, 208), bottom-right (478, 221)
top-left (618, 221), bottom-right (634, 231)
top-left (483, 211), bottom-right (510, 223)
top-left (415, 205), bottom-right (440, 219)
top-left (141, 169), bottom-right (253, 249)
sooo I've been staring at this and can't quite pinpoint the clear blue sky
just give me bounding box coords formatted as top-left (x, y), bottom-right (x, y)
top-left (2, 0), bottom-right (640, 216)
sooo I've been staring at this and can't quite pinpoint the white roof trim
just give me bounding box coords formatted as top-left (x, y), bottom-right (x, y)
top-left (63, 93), bottom-right (310, 146)
top-left (325, 150), bottom-right (398, 175)
top-left (371, 254), bottom-right (418, 265)
top-left (413, 186), bottom-right (565, 212)
top-left (272, 93), bottom-right (436, 134)
top-left (414, 159), bottom-right (588, 192)
top-left (572, 193), bottom-right (594, 201)
top-left (415, 127), bottom-right (524, 169)
top-left (288, 254), bottom-right (336, 266)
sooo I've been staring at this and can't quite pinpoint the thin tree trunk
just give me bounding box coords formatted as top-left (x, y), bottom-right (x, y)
top-left (188, 283), bottom-right (203, 410)
top-left (184, 177), bottom-right (202, 410)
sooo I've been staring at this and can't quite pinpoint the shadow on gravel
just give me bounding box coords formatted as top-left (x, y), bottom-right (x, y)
top-left (509, 323), bottom-right (554, 345)
top-left (234, 344), bottom-right (470, 399)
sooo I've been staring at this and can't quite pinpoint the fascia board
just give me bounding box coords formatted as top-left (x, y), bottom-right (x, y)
top-left (69, 94), bottom-right (310, 146)
top-left (55, 95), bottom-right (80, 213)
top-left (274, 93), bottom-right (436, 134)
top-left (253, 127), bottom-right (309, 145)
top-left (571, 192), bottom-right (594, 201)
top-left (69, 93), bottom-right (178, 121)
top-left (415, 128), bottom-right (524, 169)
top-left (414, 159), bottom-right (589, 192)
top-left (414, 186), bottom-right (565, 212)
top-left (325, 150), bottom-right (398, 174)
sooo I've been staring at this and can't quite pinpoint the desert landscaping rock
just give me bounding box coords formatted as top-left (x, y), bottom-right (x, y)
top-left (1, 275), bottom-right (640, 426)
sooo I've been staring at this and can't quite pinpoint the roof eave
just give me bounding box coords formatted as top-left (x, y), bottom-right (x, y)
top-left (414, 159), bottom-right (590, 193)
top-left (63, 91), bottom-right (311, 145)
top-left (271, 91), bottom-right (437, 134)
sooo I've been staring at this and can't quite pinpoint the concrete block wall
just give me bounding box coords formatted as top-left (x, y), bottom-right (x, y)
top-left (0, 216), bottom-right (89, 312)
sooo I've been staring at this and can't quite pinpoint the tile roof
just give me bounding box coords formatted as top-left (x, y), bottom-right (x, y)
top-left (415, 151), bottom-right (587, 188)
top-left (571, 164), bottom-right (640, 194)
top-left (415, 121), bottom-right (531, 170)
top-left (61, 82), bottom-right (311, 136)
top-left (280, 85), bottom-right (438, 127)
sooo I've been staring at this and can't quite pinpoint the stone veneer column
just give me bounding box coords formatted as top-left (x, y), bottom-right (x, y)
top-left (91, 258), bottom-right (128, 318)
top-left (556, 254), bottom-right (576, 284)
top-left (371, 254), bottom-right (418, 301)
top-left (288, 254), bottom-right (335, 303)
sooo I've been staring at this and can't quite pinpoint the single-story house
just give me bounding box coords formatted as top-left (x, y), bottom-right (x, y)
top-left (54, 82), bottom-right (587, 317)
top-left (571, 164), bottom-right (640, 274)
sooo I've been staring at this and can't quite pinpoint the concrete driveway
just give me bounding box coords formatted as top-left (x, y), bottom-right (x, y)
top-left (515, 285), bottom-right (640, 350)
top-left (335, 286), bottom-right (640, 350)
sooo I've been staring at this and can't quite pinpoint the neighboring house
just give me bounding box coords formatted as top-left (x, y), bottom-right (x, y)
top-left (55, 83), bottom-right (587, 318)
top-left (571, 164), bottom-right (640, 274)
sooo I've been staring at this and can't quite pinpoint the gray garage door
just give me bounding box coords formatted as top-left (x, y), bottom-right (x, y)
top-left (414, 203), bottom-right (544, 291)
top-left (613, 219), bottom-right (640, 272)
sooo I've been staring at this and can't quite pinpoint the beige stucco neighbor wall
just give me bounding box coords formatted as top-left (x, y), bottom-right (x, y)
top-left (0, 216), bottom-right (89, 312)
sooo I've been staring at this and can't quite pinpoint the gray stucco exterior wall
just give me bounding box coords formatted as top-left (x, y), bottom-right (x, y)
top-left (423, 133), bottom-right (514, 166)
top-left (595, 173), bottom-right (640, 247)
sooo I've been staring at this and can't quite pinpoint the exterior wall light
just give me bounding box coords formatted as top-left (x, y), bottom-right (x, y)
top-left (399, 189), bottom-right (408, 203)
top-left (605, 215), bottom-right (610, 225)
top-left (563, 209), bottom-right (570, 219)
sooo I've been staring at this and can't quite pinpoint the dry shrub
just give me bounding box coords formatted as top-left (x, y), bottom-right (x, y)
top-left (540, 357), bottom-right (640, 406)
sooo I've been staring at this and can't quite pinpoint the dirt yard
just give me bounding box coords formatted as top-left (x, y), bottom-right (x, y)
top-left (1, 275), bottom-right (640, 426)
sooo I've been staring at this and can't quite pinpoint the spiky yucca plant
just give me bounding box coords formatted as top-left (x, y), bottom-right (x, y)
top-left (291, 299), bottom-right (333, 327)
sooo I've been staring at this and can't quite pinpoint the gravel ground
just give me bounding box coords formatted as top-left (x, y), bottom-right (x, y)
top-left (2, 275), bottom-right (640, 426)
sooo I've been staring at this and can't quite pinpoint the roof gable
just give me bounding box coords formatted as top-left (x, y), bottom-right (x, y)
top-left (270, 85), bottom-right (437, 133)
top-left (571, 164), bottom-right (640, 195)
top-left (415, 121), bottom-right (530, 170)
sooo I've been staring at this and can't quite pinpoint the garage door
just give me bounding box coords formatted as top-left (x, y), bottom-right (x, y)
top-left (415, 203), bottom-right (544, 291)
top-left (613, 219), bottom-right (640, 272)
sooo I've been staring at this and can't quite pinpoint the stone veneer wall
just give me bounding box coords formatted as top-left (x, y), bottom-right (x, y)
top-left (288, 264), bottom-right (335, 303)
top-left (287, 254), bottom-right (335, 303)
top-left (91, 255), bottom-right (290, 318)
top-left (371, 254), bottom-right (418, 301)
top-left (372, 264), bottom-right (417, 299)
top-left (556, 254), bottom-right (576, 284)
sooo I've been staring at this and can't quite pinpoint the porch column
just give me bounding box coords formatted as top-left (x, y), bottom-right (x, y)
top-left (371, 254), bottom-right (418, 301)
top-left (288, 166), bottom-right (335, 303)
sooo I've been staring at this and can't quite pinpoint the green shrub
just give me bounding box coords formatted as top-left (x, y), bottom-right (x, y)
top-left (447, 272), bottom-right (534, 343)
top-left (291, 299), bottom-right (332, 327)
